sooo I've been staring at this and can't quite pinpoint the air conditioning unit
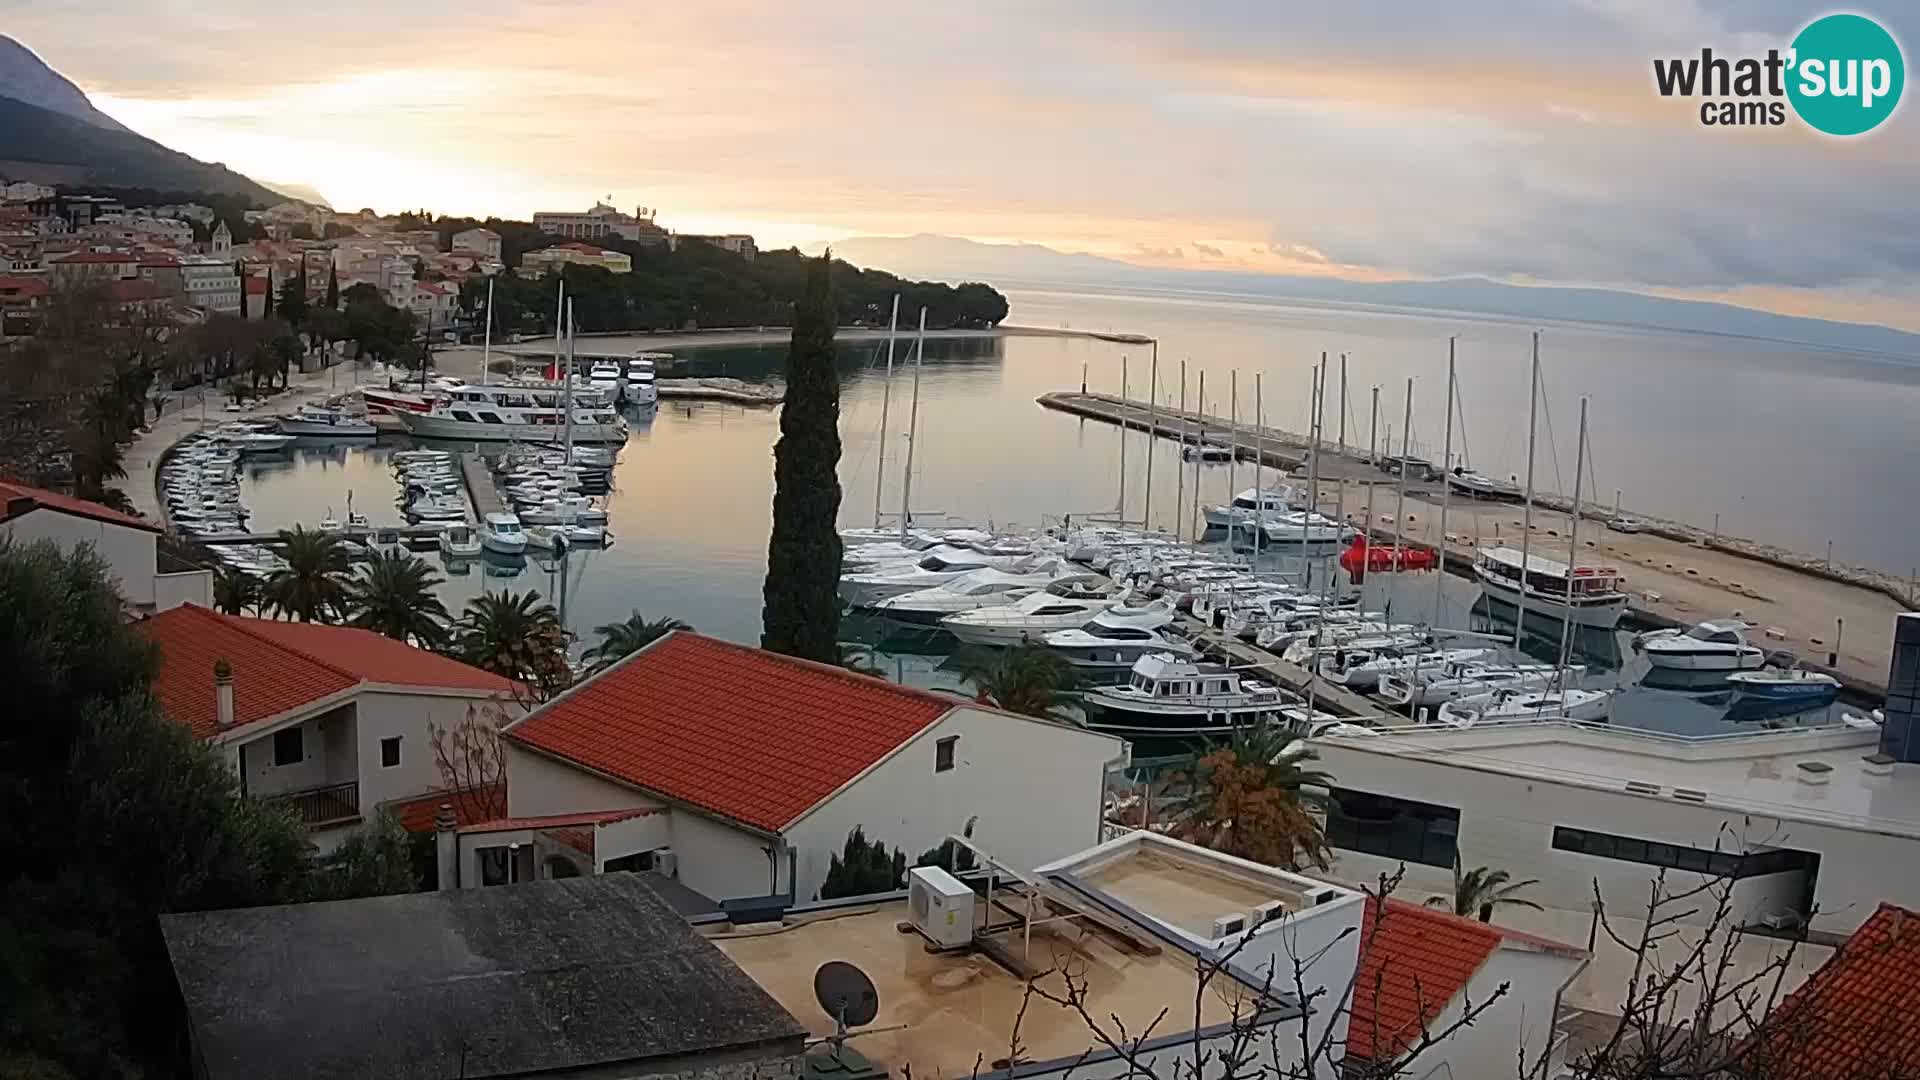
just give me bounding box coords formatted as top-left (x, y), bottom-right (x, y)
top-left (1253, 899), bottom-right (1286, 925)
top-left (1211, 913), bottom-right (1248, 938)
top-left (907, 865), bottom-right (975, 949)
top-left (652, 847), bottom-right (677, 878)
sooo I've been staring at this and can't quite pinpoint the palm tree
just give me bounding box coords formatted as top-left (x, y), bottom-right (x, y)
top-left (582, 611), bottom-right (691, 674)
top-left (1220, 723), bottom-right (1335, 794)
top-left (1426, 860), bottom-right (1543, 922)
top-left (262, 526), bottom-right (349, 622)
top-left (454, 589), bottom-right (572, 702)
top-left (956, 644), bottom-right (1081, 721)
top-left (1168, 723), bottom-right (1337, 872)
top-left (341, 550), bottom-right (449, 645)
top-left (211, 566), bottom-right (260, 616)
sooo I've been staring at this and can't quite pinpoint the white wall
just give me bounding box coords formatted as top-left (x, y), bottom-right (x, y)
top-left (594, 811), bottom-right (672, 870)
top-left (784, 707), bottom-right (1125, 902)
top-left (1310, 742), bottom-right (1909, 938)
top-left (153, 569), bottom-right (212, 611)
top-left (240, 706), bottom-right (350, 799)
top-left (1227, 898), bottom-right (1364, 1073)
top-left (503, 742), bottom-right (662, 817)
top-left (1, 509), bottom-right (157, 606)
top-left (1407, 946), bottom-right (1583, 1080)
top-left (672, 810), bottom-right (778, 902)
top-left (352, 689), bottom-right (512, 810)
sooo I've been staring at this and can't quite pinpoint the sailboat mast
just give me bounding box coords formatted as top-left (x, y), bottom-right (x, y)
top-left (1333, 354), bottom-right (1347, 581)
top-left (1557, 397), bottom-right (1590, 679)
top-left (563, 299), bottom-right (575, 465)
top-left (1191, 371), bottom-right (1205, 540)
top-left (1174, 361), bottom-right (1187, 543)
top-left (1337, 353), bottom-right (1348, 456)
top-left (1515, 331), bottom-right (1542, 646)
top-left (1362, 386), bottom-right (1379, 580)
top-left (1143, 351), bottom-right (1157, 533)
top-left (898, 307), bottom-right (926, 542)
top-left (1117, 356), bottom-right (1129, 523)
top-left (481, 276), bottom-right (494, 387)
top-left (1227, 371), bottom-right (1239, 561)
top-left (1299, 364), bottom-right (1318, 565)
top-left (872, 294), bottom-right (899, 530)
top-left (1433, 338), bottom-right (1457, 627)
top-left (1254, 372), bottom-right (1264, 575)
top-left (1310, 360), bottom-right (1328, 600)
top-left (553, 279), bottom-right (565, 382)
top-left (1386, 379), bottom-right (1412, 622)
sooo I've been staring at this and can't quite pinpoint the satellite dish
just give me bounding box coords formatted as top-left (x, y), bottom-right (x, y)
top-left (814, 960), bottom-right (880, 1029)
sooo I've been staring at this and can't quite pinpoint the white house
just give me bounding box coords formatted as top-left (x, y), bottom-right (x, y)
top-left (3, 180), bottom-right (55, 202)
top-left (1, 480), bottom-right (209, 612)
top-left (451, 227), bottom-right (501, 259)
top-left (178, 255), bottom-right (241, 314)
top-left (139, 604), bottom-right (518, 853)
top-left (466, 631), bottom-right (1129, 905)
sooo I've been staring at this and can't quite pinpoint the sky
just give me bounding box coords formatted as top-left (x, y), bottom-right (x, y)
top-left (6, 0), bottom-right (1917, 328)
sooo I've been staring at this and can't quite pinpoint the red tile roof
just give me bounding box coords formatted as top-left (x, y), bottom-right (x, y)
top-left (1746, 903), bottom-right (1920, 1078)
top-left (0, 276), bottom-right (49, 299)
top-left (382, 784), bottom-right (507, 833)
top-left (51, 250), bottom-right (136, 264)
top-left (506, 632), bottom-right (955, 833)
top-left (0, 478), bottom-right (158, 532)
top-left (1348, 898), bottom-right (1502, 1063)
top-left (140, 605), bottom-right (514, 739)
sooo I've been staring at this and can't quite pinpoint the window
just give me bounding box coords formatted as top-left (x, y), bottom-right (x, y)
top-left (603, 850), bottom-right (656, 874)
top-left (477, 412), bottom-right (504, 424)
top-left (380, 736), bottom-right (401, 768)
top-left (272, 727), bottom-right (303, 767)
top-left (935, 736), bottom-right (958, 773)
top-left (451, 410), bottom-right (477, 423)
top-left (1552, 827), bottom-right (1750, 878)
top-left (479, 846), bottom-right (511, 886)
top-left (1326, 787), bottom-right (1460, 868)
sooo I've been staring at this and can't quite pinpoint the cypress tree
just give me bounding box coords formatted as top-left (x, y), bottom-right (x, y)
top-left (235, 260), bottom-right (247, 319)
top-left (761, 253), bottom-right (843, 663)
top-left (324, 264), bottom-right (339, 310)
top-left (263, 269), bottom-right (275, 318)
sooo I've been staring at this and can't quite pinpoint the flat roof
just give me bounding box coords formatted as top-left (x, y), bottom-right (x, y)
top-left (1077, 849), bottom-right (1296, 939)
top-left (710, 902), bottom-right (1267, 1079)
top-left (1315, 722), bottom-right (1918, 838)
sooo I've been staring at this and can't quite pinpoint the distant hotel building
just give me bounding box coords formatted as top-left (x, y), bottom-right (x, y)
top-left (532, 202), bottom-right (668, 246)
top-left (521, 242), bottom-right (632, 277)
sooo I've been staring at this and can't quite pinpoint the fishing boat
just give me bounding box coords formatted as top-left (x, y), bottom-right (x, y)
top-left (1081, 653), bottom-right (1295, 737)
top-left (479, 511), bottom-right (529, 555)
top-left (1473, 546), bottom-right (1628, 629)
top-left (1435, 686), bottom-right (1614, 726)
top-left (438, 524), bottom-right (482, 559)
top-left (1378, 662), bottom-right (1576, 709)
top-left (939, 582), bottom-right (1120, 646)
top-left (278, 403), bottom-right (377, 437)
top-left (1634, 620), bottom-right (1766, 671)
top-left (392, 380), bottom-right (626, 443)
top-left (1443, 468), bottom-right (1523, 501)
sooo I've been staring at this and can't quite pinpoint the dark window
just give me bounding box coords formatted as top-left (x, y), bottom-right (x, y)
top-left (477, 412), bottom-right (503, 424)
top-left (1326, 787), bottom-right (1460, 868)
top-left (935, 736), bottom-right (958, 773)
top-left (479, 846), bottom-right (511, 886)
top-left (604, 850), bottom-right (656, 874)
top-left (272, 727), bottom-right (303, 766)
top-left (451, 410), bottom-right (477, 423)
top-left (1551, 826), bottom-right (1786, 878)
top-left (380, 736), bottom-right (401, 768)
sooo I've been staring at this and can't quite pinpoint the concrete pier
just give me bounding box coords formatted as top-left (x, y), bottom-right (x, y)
top-left (459, 452), bottom-right (504, 518)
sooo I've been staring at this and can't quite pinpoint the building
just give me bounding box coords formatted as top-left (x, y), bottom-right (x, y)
top-left (91, 212), bottom-right (195, 247)
top-left (520, 241), bottom-right (633, 277)
top-left (47, 248), bottom-right (140, 283)
top-left (159, 874), bottom-right (809, 1080)
top-left (209, 220), bottom-right (231, 256)
top-left (242, 273), bottom-right (270, 318)
top-left (138, 604), bottom-right (517, 853)
top-left (1, 481), bottom-right (209, 612)
top-left (178, 256), bottom-right (241, 314)
top-left (0, 274), bottom-right (48, 338)
top-left (466, 631), bottom-right (1127, 905)
top-left (1741, 901), bottom-right (1920, 1077)
top-left (676, 233), bottom-right (758, 260)
top-left (533, 201), bottom-right (669, 245)
top-left (153, 202), bottom-right (216, 225)
top-left (410, 279), bottom-right (457, 327)
top-left (2, 180), bottom-right (55, 202)
top-left (451, 226), bottom-right (501, 259)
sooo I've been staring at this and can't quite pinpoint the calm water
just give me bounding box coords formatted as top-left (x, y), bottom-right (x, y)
top-left (235, 288), bottom-right (1904, 734)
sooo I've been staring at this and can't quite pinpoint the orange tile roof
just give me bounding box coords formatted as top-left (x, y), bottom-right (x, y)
top-left (1746, 903), bottom-right (1920, 1078)
top-left (506, 632), bottom-right (954, 833)
top-left (1348, 898), bottom-right (1502, 1063)
top-left (381, 784), bottom-right (507, 833)
top-left (140, 605), bottom-right (513, 740)
top-left (0, 478), bottom-right (158, 532)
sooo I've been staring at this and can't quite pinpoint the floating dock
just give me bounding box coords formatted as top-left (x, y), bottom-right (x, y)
top-left (1038, 391), bottom-right (1313, 471)
top-left (656, 378), bottom-right (782, 406)
top-left (459, 452), bottom-right (504, 518)
top-left (1181, 617), bottom-right (1398, 724)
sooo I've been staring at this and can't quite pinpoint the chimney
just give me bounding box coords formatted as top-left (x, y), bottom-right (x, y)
top-left (1880, 613), bottom-right (1919, 764)
top-left (214, 659), bottom-right (235, 731)
top-left (434, 803), bottom-right (459, 891)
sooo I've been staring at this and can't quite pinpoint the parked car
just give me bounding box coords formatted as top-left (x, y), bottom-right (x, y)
top-left (1609, 516), bottom-right (1646, 534)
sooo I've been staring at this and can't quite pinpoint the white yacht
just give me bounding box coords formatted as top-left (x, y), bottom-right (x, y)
top-left (588, 361), bottom-right (623, 398)
top-left (940, 582), bottom-right (1119, 646)
top-left (1189, 580), bottom-right (1298, 630)
top-left (209, 427), bottom-right (295, 454)
top-left (1081, 652), bottom-right (1295, 737)
top-left (278, 403), bottom-right (377, 437)
top-left (1316, 646), bottom-right (1497, 692)
top-left (872, 564), bottom-right (1069, 625)
top-left (625, 354), bottom-right (664, 406)
top-left (479, 512), bottom-right (528, 555)
top-left (1436, 686), bottom-right (1614, 726)
top-left (1042, 603), bottom-right (1194, 675)
top-left (1377, 662), bottom-right (1576, 709)
top-left (438, 524), bottom-right (482, 560)
top-left (1201, 487), bottom-right (1301, 530)
top-left (1246, 512), bottom-right (1356, 546)
top-left (838, 547), bottom-right (1045, 609)
top-left (405, 495), bottom-right (468, 523)
top-left (1473, 546), bottom-right (1629, 629)
top-left (1635, 620), bottom-right (1766, 671)
top-left (1444, 468), bottom-right (1522, 501)
top-left (393, 380), bottom-right (626, 443)
top-left (1277, 624), bottom-right (1430, 664)
top-left (517, 498), bottom-right (608, 526)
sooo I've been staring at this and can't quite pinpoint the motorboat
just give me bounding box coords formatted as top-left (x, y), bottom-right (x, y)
top-left (625, 354), bottom-right (665, 406)
top-left (209, 428), bottom-right (295, 454)
top-left (1473, 546), bottom-right (1628, 630)
top-left (940, 581), bottom-right (1120, 646)
top-left (278, 403), bottom-right (377, 437)
top-left (523, 525), bottom-right (565, 552)
top-left (1081, 652), bottom-right (1296, 737)
top-left (1378, 662), bottom-right (1576, 709)
top-left (438, 524), bottom-right (482, 559)
top-left (588, 361), bottom-right (623, 398)
top-left (1443, 468), bottom-right (1522, 501)
top-left (1726, 669), bottom-right (1841, 707)
top-left (872, 564), bottom-right (1070, 625)
top-left (1242, 512), bottom-right (1356, 547)
top-left (479, 512), bottom-right (529, 555)
top-left (552, 522), bottom-right (608, 545)
top-left (1201, 487), bottom-right (1302, 530)
top-left (838, 547), bottom-right (1046, 609)
top-left (1316, 646), bottom-right (1496, 692)
top-left (1222, 598), bottom-right (1366, 642)
top-left (1635, 620), bottom-right (1765, 671)
top-left (1183, 445), bottom-right (1234, 464)
top-left (1278, 623), bottom-right (1430, 665)
top-left (1189, 580), bottom-right (1299, 630)
top-left (1436, 686), bottom-right (1614, 726)
top-left (1041, 602), bottom-right (1192, 676)
top-left (518, 499), bottom-right (608, 526)
top-left (407, 496), bottom-right (469, 523)
top-left (393, 379), bottom-right (627, 443)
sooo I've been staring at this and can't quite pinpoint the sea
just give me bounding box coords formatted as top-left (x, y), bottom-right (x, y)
top-left (230, 287), bottom-right (1917, 739)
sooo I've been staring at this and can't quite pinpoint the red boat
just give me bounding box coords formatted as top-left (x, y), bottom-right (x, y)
top-left (1340, 534), bottom-right (1437, 582)
top-left (359, 387), bottom-right (435, 415)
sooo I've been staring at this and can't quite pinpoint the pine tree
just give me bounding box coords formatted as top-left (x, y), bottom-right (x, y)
top-left (760, 253), bottom-right (843, 663)
top-left (325, 264), bottom-right (339, 310)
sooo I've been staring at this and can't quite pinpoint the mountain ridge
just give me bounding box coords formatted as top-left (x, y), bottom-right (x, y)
top-left (0, 34), bottom-right (127, 132)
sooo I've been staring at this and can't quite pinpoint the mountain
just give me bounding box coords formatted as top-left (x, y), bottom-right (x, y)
top-left (0, 35), bottom-right (126, 132)
top-left (831, 234), bottom-right (1920, 360)
top-left (261, 180), bottom-right (331, 208)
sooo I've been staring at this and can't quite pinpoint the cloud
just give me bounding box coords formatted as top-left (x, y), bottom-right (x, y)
top-left (1192, 241), bottom-right (1224, 258)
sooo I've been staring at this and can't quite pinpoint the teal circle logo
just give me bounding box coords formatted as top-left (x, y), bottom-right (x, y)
top-left (1787, 13), bottom-right (1904, 135)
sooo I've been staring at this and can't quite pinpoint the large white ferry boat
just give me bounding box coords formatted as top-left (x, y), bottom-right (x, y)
top-left (392, 380), bottom-right (627, 443)
top-left (1472, 545), bottom-right (1628, 629)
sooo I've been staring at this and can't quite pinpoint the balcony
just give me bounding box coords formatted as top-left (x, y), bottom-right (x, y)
top-left (264, 781), bottom-right (361, 828)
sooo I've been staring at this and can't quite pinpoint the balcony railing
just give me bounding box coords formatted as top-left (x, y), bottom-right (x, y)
top-left (264, 781), bottom-right (361, 828)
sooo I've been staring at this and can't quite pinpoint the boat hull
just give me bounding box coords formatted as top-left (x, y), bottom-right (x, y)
top-left (942, 620), bottom-right (1079, 647)
top-left (1081, 700), bottom-right (1290, 737)
top-left (395, 412), bottom-right (627, 444)
top-left (1643, 646), bottom-right (1765, 671)
top-left (481, 535), bottom-right (527, 555)
top-left (1474, 575), bottom-right (1625, 629)
top-left (279, 419), bottom-right (377, 437)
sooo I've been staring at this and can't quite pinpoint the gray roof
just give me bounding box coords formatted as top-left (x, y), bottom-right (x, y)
top-left (160, 874), bottom-right (806, 1080)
